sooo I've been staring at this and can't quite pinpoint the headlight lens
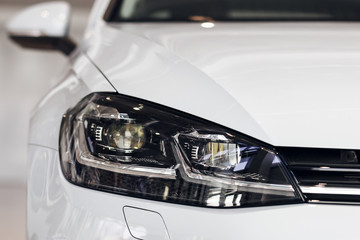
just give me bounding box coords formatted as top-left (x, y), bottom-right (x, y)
top-left (60, 93), bottom-right (303, 208)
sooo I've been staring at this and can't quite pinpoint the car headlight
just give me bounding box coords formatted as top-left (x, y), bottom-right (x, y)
top-left (60, 93), bottom-right (303, 208)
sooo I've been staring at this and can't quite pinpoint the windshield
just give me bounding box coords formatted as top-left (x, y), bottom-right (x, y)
top-left (106, 0), bottom-right (360, 22)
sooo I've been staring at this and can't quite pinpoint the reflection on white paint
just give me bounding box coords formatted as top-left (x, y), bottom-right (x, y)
top-left (201, 22), bottom-right (215, 28)
top-left (40, 10), bottom-right (49, 18)
top-left (59, 13), bottom-right (66, 21)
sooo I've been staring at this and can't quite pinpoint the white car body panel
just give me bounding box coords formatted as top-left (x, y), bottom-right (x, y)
top-left (28, 53), bottom-right (115, 150)
top-left (24, 0), bottom-right (360, 239)
top-left (86, 21), bottom-right (360, 149)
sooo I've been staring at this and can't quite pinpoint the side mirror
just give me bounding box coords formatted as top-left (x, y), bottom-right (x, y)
top-left (6, 1), bottom-right (76, 55)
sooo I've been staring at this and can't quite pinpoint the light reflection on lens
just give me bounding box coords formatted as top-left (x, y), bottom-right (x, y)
top-left (108, 123), bottom-right (145, 150)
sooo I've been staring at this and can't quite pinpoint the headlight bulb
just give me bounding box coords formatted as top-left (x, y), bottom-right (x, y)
top-left (108, 123), bottom-right (145, 150)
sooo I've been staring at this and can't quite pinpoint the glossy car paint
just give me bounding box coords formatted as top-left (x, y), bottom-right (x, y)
top-left (6, 2), bottom-right (71, 37)
top-left (27, 0), bottom-right (360, 239)
top-left (85, 21), bottom-right (360, 149)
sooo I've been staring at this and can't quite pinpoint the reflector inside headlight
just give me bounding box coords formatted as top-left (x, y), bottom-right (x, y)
top-left (60, 93), bottom-right (303, 208)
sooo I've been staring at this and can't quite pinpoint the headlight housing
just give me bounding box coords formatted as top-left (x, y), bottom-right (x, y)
top-left (60, 93), bottom-right (303, 208)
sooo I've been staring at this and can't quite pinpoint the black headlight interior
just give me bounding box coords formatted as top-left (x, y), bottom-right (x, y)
top-left (59, 93), bottom-right (303, 208)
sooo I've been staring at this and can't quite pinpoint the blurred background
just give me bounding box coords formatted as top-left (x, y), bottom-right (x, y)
top-left (0, 0), bottom-right (93, 238)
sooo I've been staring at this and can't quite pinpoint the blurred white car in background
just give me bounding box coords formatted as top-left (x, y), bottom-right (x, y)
top-left (7, 0), bottom-right (360, 239)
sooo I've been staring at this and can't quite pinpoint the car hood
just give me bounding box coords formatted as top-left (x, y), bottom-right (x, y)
top-left (85, 22), bottom-right (360, 149)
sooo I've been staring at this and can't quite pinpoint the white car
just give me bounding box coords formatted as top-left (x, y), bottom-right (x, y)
top-left (7, 0), bottom-right (360, 239)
